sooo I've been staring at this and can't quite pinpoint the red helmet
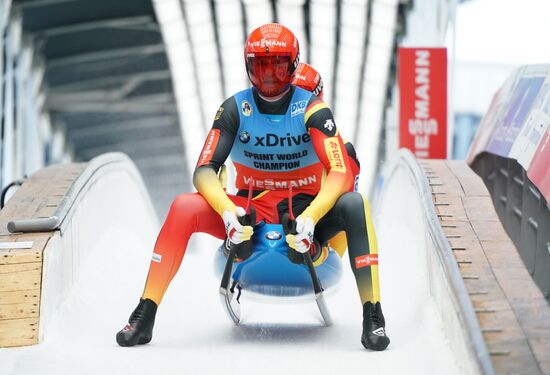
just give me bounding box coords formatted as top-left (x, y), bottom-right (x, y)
top-left (244, 23), bottom-right (300, 97)
top-left (292, 63), bottom-right (324, 100)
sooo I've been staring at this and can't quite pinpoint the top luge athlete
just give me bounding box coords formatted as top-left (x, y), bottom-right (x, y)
top-left (116, 23), bottom-right (390, 351)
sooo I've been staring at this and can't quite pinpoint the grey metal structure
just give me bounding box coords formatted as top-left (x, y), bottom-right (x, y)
top-left (11, 0), bottom-right (188, 217)
top-left (471, 153), bottom-right (550, 300)
top-left (5, 0), bottom-right (414, 218)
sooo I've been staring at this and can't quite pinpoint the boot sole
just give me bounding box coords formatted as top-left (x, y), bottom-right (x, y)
top-left (116, 332), bottom-right (152, 347)
top-left (361, 336), bottom-right (390, 351)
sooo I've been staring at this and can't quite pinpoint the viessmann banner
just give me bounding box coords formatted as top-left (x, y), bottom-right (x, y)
top-left (398, 48), bottom-right (447, 159)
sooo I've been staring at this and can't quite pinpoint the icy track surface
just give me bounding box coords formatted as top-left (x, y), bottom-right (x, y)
top-left (1, 222), bottom-right (460, 374)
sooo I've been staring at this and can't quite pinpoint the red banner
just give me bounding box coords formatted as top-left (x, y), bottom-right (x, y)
top-left (399, 48), bottom-right (447, 159)
top-left (527, 125), bottom-right (550, 203)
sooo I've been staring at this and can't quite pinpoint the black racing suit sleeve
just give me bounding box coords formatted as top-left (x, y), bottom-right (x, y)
top-left (194, 96), bottom-right (239, 173)
top-left (304, 94), bottom-right (338, 137)
top-left (192, 96), bottom-right (240, 216)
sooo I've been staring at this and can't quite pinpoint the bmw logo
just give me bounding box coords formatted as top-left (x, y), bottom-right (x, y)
top-left (265, 231), bottom-right (282, 240)
top-left (239, 130), bottom-right (250, 143)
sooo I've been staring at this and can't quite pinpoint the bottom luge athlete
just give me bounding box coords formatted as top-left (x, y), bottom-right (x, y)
top-left (116, 23), bottom-right (390, 351)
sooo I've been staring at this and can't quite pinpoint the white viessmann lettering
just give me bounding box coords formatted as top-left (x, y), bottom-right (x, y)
top-left (409, 50), bottom-right (438, 158)
top-left (243, 175), bottom-right (317, 190)
top-left (248, 39), bottom-right (287, 48)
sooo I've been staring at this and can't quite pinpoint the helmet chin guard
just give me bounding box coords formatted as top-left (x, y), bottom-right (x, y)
top-left (244, 23), bottom-right (300, 97)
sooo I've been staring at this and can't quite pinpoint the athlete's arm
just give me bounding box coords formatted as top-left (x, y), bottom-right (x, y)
top-left (301, 96), bottom-right (354, 223)
top-left (193, 97), bottom-right (239, 216)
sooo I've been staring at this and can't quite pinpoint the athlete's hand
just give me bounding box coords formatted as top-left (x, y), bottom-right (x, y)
top-left (223, 207), bottom-right (253, 245)
top-left (285, 216), bottom-right (315, 253)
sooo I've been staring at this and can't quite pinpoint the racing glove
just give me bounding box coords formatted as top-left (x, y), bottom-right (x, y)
top-left (223, 207), bottom-right (253, 245)
top-left (285, 215), bottom-right (315, 253)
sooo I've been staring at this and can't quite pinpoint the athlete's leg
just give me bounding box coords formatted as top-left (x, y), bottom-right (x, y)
top-left (142, 190), bottom-right (280, 305)
top-left (117, 192), bottom-right (245, 347)
top-left (327, 231), bottom-right (347, 258)
top-left (315, 192), bottom-right (380, 303)
top-left (141, 193), bottom-right (227, 305)
top-left (315, 192), bottom-right (389, 350)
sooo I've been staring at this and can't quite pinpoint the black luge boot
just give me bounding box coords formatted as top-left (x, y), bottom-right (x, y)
top-left (361, 301), bottom-right (390, 351)
top-left (116, 298), bottom-right (158, 347)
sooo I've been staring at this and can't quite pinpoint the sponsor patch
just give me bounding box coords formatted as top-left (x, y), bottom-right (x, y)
top-left (254, 132), bottom-right (310, 147)
top-left (355, 254), bottom-right (378, 269)
top-left (247, 39), bottom-right (287, 48)
top-left (197, 129), bottom-right (220, 167)
top-left (324, 137), bottom-right (346, 173)
top-left (290, 100), bottom-right (307, 117)
top-left (312, 78), bottom-right (323, 97)
top-left (239, 130), bottom-right (250, 143)
top-left (324, 119), bottom-right (335, 132)
top-left (265, 231), bottom-right (282, 240)
top-left (295, 73), bottom-right (307, 82)
top-left (242, 175), bottom-right (318, 190)
top-left (152, 252), bottom-right (162, 263)
top-left (241, 100), bottom-right (252, 116)
top-left (293, 52), bottom-right (300, 70)
top-left (214, 107), bottom-right (224, 120)
top-left (372, 327), bottom-right (385, 336)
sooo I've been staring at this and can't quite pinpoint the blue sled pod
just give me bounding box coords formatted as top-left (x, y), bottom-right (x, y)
top-left (214, 222), bottom-right (343, 298)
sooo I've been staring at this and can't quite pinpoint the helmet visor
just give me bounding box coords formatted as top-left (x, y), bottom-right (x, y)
top-left (247, 55), bottom-right (292, 97)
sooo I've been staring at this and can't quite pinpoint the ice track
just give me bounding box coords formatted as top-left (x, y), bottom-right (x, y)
top-left (2, 228), bottom-right (460, 374)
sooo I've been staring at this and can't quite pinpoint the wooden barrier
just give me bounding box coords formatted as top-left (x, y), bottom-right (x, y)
top-left (0, 164), bottom-right (84, 347)
top-left (421, 160), bottom-right (550, 375)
